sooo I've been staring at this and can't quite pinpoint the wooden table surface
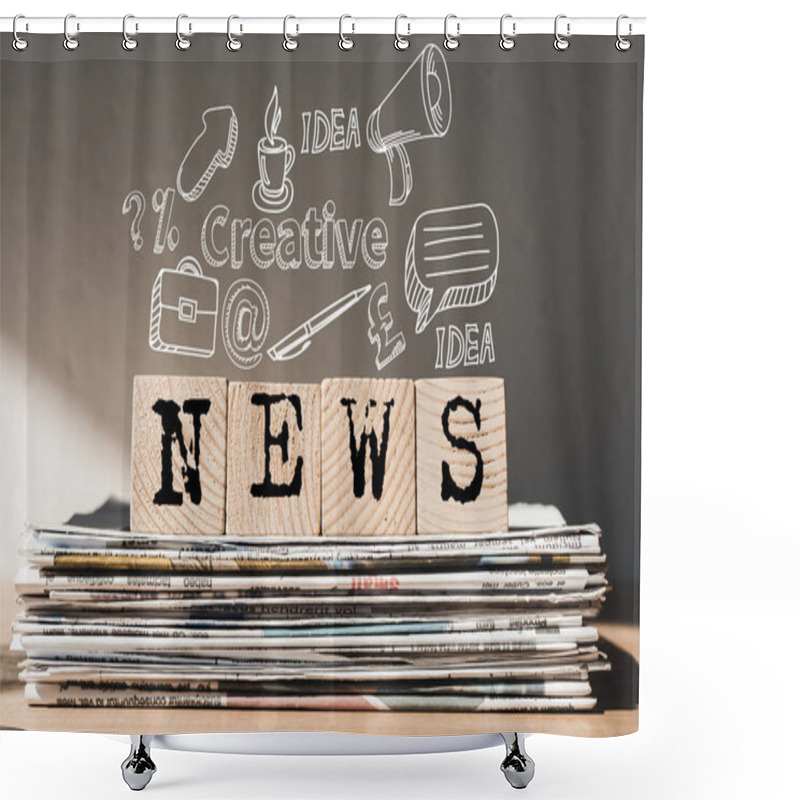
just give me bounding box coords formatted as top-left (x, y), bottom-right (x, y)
top-left (1, 614), bottom-right (638, 738)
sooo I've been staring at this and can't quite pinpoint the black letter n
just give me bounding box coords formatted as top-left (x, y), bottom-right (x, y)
top-left (152, 398), bottom-right (211, 507)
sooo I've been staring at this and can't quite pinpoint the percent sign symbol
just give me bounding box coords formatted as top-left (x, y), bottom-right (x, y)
top-left (152, 187), bottom-right (180, 255)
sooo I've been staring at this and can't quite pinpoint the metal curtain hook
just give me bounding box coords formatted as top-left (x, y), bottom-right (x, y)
top-left (616, 14), bottom-right (632, 51)
top-left (63, 13), bottom-right (79, 51)
top-left (227, 15), bottom-right (242, 51)
top-left (339, 15), bottom-right (354, 50)
top-left (122, 15), bottom-right (138, 51)
top-left (12, 14), bottom-right (29, 51)
top-left (176, 14), bottom-right (191, 50)
top-left (283, 15), bottom-right (298, 51)
top-left (444, 14), bottom-right (460, 51)
top-left (394, 15), bottom-right (410, 50)
top-left (554, 14), bottom-right (570, 51)
top-left (500, 14), bottom-right (515, 50)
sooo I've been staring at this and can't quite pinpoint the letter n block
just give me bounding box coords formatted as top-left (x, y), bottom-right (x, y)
top-left (321, 378), bottom-right (416, 536)
top-left (131, 375), bottom-right (228, 534)
top-left (226, 382), bottom-right (321, 536)
top-left (415, 378), bottom-right (508, 534)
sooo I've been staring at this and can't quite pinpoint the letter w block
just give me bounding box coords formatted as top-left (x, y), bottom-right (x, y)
top-left (131, 375), bottom-right (228, 534)
top-left (321, 378), bottom-right (416, 535)
top-left (415, 378), bottom-right (508, 534)
top-left (226, 382), bottom-right (321, 535)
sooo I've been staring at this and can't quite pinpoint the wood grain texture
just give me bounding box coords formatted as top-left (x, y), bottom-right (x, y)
top-left (131, 375), bottom-right (227, 535)
top-left (321, 378), bottom-right (416, 536)
top-left (226, 382), bottom-right (320, 536)
top-left (415, 378), bottom-right (508, 534)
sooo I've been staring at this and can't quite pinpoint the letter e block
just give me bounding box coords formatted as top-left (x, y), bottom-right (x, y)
top-left (226, 382), bottom-right (321, 536)
top-left (321, 378), bottom-right (416, 536)
top-left (131, 375), bottom-right (228, 534)
top-left (415, 378), bottom-right (508, 534)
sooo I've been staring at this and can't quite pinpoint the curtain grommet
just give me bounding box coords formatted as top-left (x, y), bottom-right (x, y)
top-left (63, 13), bottom-right (79, 51)
top-left (339, 15), bottom-right (354, 51)
top-left (227, 15), bottom-right (242, 51)
top-left (122, 14), bottom-right (138, 51)
top-left (443, 14), bottom-right (460, 51)
top-left (176, 14), bottom-right (191, 51)
top-left (499, 14), bottom-right (516, 51)
top-left (12, 14), bottom-right (29, 51)
top-left (394, 15), bottom-right (410, 50)
top-left (616, 15), bottom-right (632, 51)
top-left (283, 15), bottom-right (298, 51)
top-left (554, 14), bottom-right (570, 51)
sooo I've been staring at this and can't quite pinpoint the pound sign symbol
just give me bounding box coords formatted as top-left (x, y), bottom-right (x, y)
top-left (368, 282), bottom-right (406, 371)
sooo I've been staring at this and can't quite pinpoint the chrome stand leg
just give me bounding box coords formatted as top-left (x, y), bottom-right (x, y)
top-left (500, 733), bottom-right (535, 789)
top-left (121, 735), bottom-right (156, 791)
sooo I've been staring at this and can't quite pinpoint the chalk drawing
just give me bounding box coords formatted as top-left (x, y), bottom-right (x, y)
top-left (149, 256), bottom-right (219, 358)
top-left (367, 282), bottom-right (406, 370)
top-left (405, 203), bottom-right (499, 333)
top-left (253, 87), bottom-right (296, 214)
top-left (268, 285), bottom-right (371, 362)
top-left (151, 187), bottom-right (180, 254)
top-left (221, 279), bottom-right (270, 369)
top-left (177, 106), bottom-right (239, 203)
top-left (122, 190), bottom-right (146, 251)
top-left (367, 44), bottom-right (452, 206)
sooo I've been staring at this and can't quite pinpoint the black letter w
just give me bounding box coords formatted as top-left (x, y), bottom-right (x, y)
top-left (340, 398), bottom-right (394, 500)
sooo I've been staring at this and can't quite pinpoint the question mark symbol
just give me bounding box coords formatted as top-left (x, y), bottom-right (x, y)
top-left (122, 190), bottom-right (146, 252)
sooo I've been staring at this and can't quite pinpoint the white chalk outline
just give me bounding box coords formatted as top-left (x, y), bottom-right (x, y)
top-left (268, 285), bottom-right (371, 362)
top-left (122, 190), bottom-right (146, 252)
top-left (367, 282), bottom-right (407, 371)
top-left (176, 106), bottom-right (239, 203)
top-left (405, 202), bottom-right (499, 334)
top-left (367, 43), bottom-right (452, 207)
top-left (149, 256), bottom-right (219, 358)
top-left (151, 187), bottom-right (180, 254)
top-left (221, 278), bottom-right (270, 370)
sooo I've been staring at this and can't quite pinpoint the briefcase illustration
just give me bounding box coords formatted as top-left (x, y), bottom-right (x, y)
top-left (149, 256), bottom-right (219, 358)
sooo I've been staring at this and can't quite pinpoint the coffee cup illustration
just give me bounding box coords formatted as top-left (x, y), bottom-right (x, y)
top-left (367, 44), bottom-right (452, 207)
top-left (253, 87), bottom-right (296, 214)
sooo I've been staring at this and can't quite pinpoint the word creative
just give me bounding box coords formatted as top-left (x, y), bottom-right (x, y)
top-left (131, 376), bottom-right (508, 537)
top-left (201, 200), bottom-right (388, 271)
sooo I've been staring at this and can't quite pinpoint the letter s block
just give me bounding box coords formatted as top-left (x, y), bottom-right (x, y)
top-left (321, 378), bottom-right (416, 536)
top-left (415, 378), bottom-right (508, 534)
top-left (131, 375), bottom-right (228, 534)
top-left (226, 382), bottom-right (321, 536)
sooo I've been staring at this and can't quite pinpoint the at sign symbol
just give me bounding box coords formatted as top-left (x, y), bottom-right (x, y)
top-left (222, 279), bottom-right (270, 369)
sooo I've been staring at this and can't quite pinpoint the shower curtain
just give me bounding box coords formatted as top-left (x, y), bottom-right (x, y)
top-left (1, 30), bottom-right (642, 737)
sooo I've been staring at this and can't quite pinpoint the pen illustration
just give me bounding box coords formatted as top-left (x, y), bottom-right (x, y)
top-left (268, 285), bottom-right (371, 362)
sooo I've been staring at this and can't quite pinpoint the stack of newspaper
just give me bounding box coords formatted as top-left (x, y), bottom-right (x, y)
top-left (13, 505), bottom-right (611, 712)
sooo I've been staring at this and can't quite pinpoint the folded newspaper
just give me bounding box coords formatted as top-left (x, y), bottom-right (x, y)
top-left (13, 501), bottom-right (611, 712)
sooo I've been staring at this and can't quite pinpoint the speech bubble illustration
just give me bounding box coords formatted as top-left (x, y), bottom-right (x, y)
top-left (404, 203), bottom-right (499, 334)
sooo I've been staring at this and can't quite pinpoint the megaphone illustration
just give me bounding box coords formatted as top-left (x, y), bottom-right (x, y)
top-left (367, 44), bottom-right (452, 207)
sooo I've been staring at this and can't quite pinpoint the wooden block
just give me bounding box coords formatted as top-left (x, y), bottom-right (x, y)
top-left (415, 377), bottom-right (508, 534)
top-left (131, 375), bottom-right (228, 534)
top-left (321, 378), bottom-right (416, 535)
top-left (226, 382), bottom-right (321, 536)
